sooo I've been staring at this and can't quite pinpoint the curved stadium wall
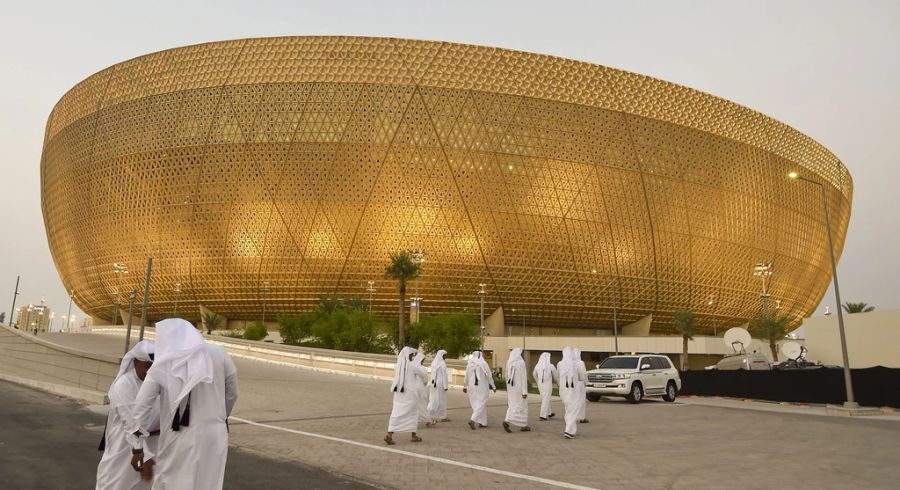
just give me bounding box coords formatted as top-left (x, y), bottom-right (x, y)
top-left (40, 36), bottom-right (852, 334)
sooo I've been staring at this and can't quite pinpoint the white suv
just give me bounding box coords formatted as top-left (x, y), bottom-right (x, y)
top-left (585, 355), bottom-right (681, 404)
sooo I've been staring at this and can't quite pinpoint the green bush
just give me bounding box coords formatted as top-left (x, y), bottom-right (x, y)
top-left (243, 321), bottom-right (268, 341)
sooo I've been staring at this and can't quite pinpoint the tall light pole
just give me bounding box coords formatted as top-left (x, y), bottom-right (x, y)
top-left (65, 289), bottom-right (74, 332)
top-left (788, 171), bottom-right (857, 408)
top-left (124, 289), bottom-right (138, 354)
top-left (753, 262), bottom-right (773, 310)
top-left (138, 256), bottom-right (153, 341)
top-left (9, 275), bottom-right (20, 327)
top-left (478, 283), bottom-right (487, 350)
top-left (410, 249), bottom-right (425, 324)
top-left (366, 280), bottom-right (376, 313)
top-left (173, 282), bottom-right (181, 317)
top-left (112, 262), bottom-right (129, 326)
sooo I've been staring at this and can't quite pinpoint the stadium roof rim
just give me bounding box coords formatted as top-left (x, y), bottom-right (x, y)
top-left (46, 35), bottom-right (851, 200)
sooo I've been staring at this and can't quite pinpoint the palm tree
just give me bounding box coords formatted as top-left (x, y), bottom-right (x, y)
top-left (842, 302), bottom-right (875, 314)
top-left (201, 312), bottom-right (222, 335)
top-left (749, 311), bottom-right (792, 361)
top-left (673, 308), bottom-right (696, 371)
top-left (384, 251), bottom-right (421, 349)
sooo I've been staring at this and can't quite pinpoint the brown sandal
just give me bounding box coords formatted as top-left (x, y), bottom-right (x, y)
top-left (383, 435), bottom-right (395, 445)
top-left (411, 435), bottom-right (423, 443)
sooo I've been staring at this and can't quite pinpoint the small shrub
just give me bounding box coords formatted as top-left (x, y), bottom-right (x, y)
top-left (243, 322), bottom-right (268, 341)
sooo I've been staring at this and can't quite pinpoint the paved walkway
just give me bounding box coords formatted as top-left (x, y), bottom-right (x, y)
top-left (37, 333), bottom-right (900, 489)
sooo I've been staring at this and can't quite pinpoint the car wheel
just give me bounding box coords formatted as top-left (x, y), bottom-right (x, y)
top-left (586, 392), bottom-right (601, 402)
top-left (626, 382), bottom-right (643, 404)
top-left (663, 381), bottom-right (677, 402)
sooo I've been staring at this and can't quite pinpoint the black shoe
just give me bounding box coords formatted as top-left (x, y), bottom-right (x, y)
top-left (539, 417), bottom-right (548, 421)
top-left (520, 426), bottom-right (532, 432)
top-left (502, 421), bottom-right (512, 433)
top-left (478, 424), bottom-right (487, 428)
top-left (548, 413), bottom-right (556, 418)
top-left (580, 419), bottom-right (590, 423)
top-left (564, 432), bottom-right (574, 439)
top-left (468, 420), bottom-right (476, 430)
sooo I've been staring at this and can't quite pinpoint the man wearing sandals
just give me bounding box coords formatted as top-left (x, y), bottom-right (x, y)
top-left (464, 350), bottom-right (496, 429)
top-left (385, 347), bottom-right (423, 445)
top-left (502, 347), bottom-right (532, 433)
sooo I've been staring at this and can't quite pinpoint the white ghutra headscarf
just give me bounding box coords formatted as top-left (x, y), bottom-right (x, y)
top-left (430, 350), bottom-right (448, 390)
top-left (533, 352), bottom-right (554, 384)
top-left (558, 347), bottom-right (577, 388)
top-left (390, 346), bottom-right (418, 393)
top-left (116, 340), bottom-right (155, 381)
top-left (505, 347), bottom-right (525, 388)
top-left (466, 351), bottom-right (493, 388)
top-left (148, 318), bottom-right (213, 416)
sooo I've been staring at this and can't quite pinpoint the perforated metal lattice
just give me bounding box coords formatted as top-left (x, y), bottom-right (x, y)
top-left (40, 37), bottom-right (851, 334)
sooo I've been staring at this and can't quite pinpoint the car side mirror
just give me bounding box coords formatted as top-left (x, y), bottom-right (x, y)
top-left (640, 363), bottom-right (651, 371)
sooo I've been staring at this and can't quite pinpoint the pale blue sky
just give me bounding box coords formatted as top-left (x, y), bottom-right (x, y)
top-left (1, 0), bottom-right (897, 326)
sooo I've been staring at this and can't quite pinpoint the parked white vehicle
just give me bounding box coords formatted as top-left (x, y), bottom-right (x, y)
top-left (707, 353), bottom-right (771, 371)
top-left (585, 355), bottom-right (682, 404)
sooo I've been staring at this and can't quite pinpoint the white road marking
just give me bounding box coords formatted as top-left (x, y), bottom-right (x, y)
top-left (230, 416), bottom-right (600, 490)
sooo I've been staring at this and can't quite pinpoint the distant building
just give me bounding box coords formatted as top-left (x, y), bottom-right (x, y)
top-left (15, 300), bottom-right (52, 333)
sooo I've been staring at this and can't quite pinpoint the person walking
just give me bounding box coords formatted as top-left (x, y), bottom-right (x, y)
top-left (385, 347), bottom-right (423, 444)
top-left (557, 347), bottom-right (581, 439)
top-left (463, 350), bottom-right (495, 429)
top-left (502, 348), bottom-right (531, 433)
top-left (532, 352), bottom-right (557, 421)
top-left (426, 350), bottom-right (449, 425)
top-left (128, 319), bottom-right (239, 490)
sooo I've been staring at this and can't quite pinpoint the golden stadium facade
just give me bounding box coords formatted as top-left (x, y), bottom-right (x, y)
top-left (40, 36), bottom-right (852, 334)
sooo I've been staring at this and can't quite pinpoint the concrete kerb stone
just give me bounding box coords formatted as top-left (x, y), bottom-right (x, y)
top-left (0, 372), bottom-right (108, 405)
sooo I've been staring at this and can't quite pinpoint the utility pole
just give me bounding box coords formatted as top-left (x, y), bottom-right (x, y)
top-left (478, 283), bottom-right (487, 350)
top-left (9, 275), bottom-right (20, 326)
top-left (65, 289), bottom-right (74, 332)
top-left (138, 257), bottom-right (153, 341)
top-left (124, 289), bottom-right (138, 354)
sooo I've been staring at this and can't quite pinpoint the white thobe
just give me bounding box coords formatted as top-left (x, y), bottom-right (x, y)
top-left (387, 366), bottom-right (420, 433)
top-left (575, 360), bottom-right (588, 420)
top-left (426, 365), bottom-right (448, 421)
top-left (465, 364), bottom-right (494, 426)
top-left (504, 361), bottom-right (529, 427)
top-left (96, 371), bottom-right (160, 490)
top-left (533, 364), bottom-right (558, 418)
top-left (414, 363), bottom-right (430, 423)
top-left (131, 344), bottom-right (238, 490)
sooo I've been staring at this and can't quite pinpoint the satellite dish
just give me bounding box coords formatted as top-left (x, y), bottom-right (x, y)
top-left (723, 327), bottom-right (752, 354)
top-left (781, 342), bottom-right (802, 360)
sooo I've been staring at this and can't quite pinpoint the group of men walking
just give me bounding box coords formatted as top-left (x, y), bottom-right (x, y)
top-left (386, 345), bottom-right (590, 443)
top-left (96, 318), bottom-right (239, 490)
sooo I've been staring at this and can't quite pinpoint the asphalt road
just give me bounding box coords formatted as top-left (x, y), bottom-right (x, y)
top-left (0, 380), bottom-right (376, 490)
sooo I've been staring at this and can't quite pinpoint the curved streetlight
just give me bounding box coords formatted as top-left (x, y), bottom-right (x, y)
top-left (787, 171), bottom-right (857, 408)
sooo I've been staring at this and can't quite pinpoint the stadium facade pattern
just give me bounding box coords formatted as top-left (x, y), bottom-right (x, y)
top-left (41, 36), bottom-right (851, 334)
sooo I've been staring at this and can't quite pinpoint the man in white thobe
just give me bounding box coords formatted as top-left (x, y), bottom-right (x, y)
top-left (426, 349), bottom-right (449, 426)
top-left (464, 350), bottom-right (495, 429)
top-left (129, 318), bottom-right (239, 490)
top-left (532, 352), bottom-right (558, 421)
top-left (557, 347), bottom-right (581, 439)
top-left (413, 352), bottom-right (430, 425)
top-left (574, 348), bottom-right (589, 423)
top-left (502, 347), bottom-right (531, 433)
top-left (96, 340), bottom-right (159, 489)
top-left (385, 346), bottom-right (423, 444)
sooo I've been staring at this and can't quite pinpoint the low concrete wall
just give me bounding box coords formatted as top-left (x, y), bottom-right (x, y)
top-left (91, 327), bottom-right (471, 387)
top-left (0, 324), bottom-right (117, 404)
top-left (804, 309), bottom-right (900, 368)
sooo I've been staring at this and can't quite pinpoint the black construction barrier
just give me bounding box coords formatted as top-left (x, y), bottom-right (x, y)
top-left (680, 366), bottom-right (900, 408)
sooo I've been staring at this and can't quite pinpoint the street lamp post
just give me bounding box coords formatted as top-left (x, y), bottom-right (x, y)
top-left (65, 289), bottom-right (74, 332)
top-left (753, 262), bottom-right (773, 310)
top-left (124, 289), bottom-right (138, 354)
top-left (788, 171), bottom-right (858, 408)
top-left (410, 249), bottom-right (425, 323)
top-left (478, 283), bottom-right (487, 350)
top-left (9, 275), bottom-right (20, 327)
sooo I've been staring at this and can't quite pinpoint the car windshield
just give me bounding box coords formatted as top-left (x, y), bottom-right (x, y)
top-left (599, 357), bottom-right (639, 369)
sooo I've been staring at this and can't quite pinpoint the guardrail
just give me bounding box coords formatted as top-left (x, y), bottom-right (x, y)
top-left (91, 327), bottom-right (469, 387)
top-left (0, 324), bottom-right (117, 404)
